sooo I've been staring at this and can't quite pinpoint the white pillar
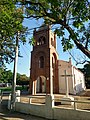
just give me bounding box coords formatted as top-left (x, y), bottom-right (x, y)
top-left (34, 81), bottom-right (36, 95)
top-left (64, 70), bottom-right (69, 97)
top-left (50, 56), bottom-right (53, 95)
top-left (32, 81), bottom-right (34, 95)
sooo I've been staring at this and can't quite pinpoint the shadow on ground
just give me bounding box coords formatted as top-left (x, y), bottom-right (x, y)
top-left (0, 104), bottom-right (47, 120)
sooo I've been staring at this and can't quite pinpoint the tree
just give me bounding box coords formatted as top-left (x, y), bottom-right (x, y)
top-left (0, 68), bottom-right (13, 83)
top-left (84, 63), bottom-right (90, 88)
top-left (0, 0), bottom-right (27, 67)
top-left (79, 63), bottom-right (90, 88)
top-left (0, 68), bottom-right (5, 82)
top-left (5, 70), bottom-right (13, 83)
top-left (16, 73), bottom-right (29, 85)
top-left (16, 73), bottom-right (21, 81)
top-left (20, 74), bottom-right (29, 81)
top-left (22, 0), bottom-right (90, 63)
top-left (0, 68), bottom-right (29, 85)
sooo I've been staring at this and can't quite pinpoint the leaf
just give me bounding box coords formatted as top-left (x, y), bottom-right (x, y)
top-left (29, 37), bottom-right (35, 45)
top-left (0, 0), bottom-right (28, 65)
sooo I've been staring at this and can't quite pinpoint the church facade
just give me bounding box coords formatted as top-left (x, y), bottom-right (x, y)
top-left (58, 59), bottom-right (85, 94)
top-left (29, 25), bottom-right (86, 95)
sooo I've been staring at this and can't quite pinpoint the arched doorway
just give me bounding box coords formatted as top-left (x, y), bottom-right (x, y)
top-left (36, 76), bottom-right (46, 93)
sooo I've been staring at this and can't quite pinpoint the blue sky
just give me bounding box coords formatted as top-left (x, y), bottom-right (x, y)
top-left (6, 18), bottom-right (85, 77)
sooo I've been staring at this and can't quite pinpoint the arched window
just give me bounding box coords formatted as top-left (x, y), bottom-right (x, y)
top-left (39, 56), bottom-right (44, 68)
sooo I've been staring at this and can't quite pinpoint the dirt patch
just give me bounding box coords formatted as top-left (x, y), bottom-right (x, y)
top-left (77, 89), bottom-right (90, 97)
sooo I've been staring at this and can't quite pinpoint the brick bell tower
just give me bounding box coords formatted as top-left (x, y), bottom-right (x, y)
top-left (30, 25), bottom-right (59, 95)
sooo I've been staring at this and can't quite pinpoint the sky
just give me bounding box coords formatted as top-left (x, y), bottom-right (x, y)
top-left (6, 18), bottom-right (86, 77)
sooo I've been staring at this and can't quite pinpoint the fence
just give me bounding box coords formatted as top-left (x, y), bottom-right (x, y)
top-left (0, 91), bottom-right (11, 103)
top-left (1, 93), bottom-right (90, 120)
top-left (54, 98), bottom-right (90, 110)
top-left (17, 95), bottom-right (90, 111)
top-left (15, 95), bottom-right (90, 120)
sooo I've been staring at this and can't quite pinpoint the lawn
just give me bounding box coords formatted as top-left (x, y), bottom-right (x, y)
top-left (0, 85), bottom-right (28, 93)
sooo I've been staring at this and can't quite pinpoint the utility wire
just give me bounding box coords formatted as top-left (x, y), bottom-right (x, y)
top-left (24, 44), bottom-right (31, 52)
top-left (20, 43), bottom-right (29, 59)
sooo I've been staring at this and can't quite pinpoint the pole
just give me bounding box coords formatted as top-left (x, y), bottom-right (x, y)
top-left (11, 32), bottom-right (19, 110)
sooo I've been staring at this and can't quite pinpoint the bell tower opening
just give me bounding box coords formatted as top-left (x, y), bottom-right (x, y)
top-left (37, 36), bottom-right (46, 45)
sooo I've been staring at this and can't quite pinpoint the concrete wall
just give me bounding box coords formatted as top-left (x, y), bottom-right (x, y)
top-left (15, 95), bottom-right (54, 119)
top-left (53, 107), bottom-right (90, 120)
top-left (15, 95), bottom-right (90, 120)
top-left (15, 103), bottom-right (46, 118)
top-left (15, 102), bottom-right (90, 120)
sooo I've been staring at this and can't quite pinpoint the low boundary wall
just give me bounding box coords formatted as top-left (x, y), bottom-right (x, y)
top-left (15, 103), bottom-right (46, 118)
top-left (15, 95), bottom-right (90, 120)
top-left (53, 107), bottom-right (90, 120)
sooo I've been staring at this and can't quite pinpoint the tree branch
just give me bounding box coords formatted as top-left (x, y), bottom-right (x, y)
top-left (23, 0), bottom-right (90, 59)
top-left (68, 50), bottom-right (89, 65)
top-left (64, 24), bottom-right (90, 58)
top-left (85, 38), bottom-right (89, 49)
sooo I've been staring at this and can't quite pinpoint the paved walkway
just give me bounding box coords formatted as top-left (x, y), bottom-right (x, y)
top-left (0, 104), bottom-right (47, 120)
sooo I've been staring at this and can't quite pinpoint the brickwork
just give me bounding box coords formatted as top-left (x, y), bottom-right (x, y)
top-left (30, 25), bottom-right (59, 94)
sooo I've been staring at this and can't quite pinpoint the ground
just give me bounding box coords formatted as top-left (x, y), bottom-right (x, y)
top-left (79, 89), bottom-right (90, 96)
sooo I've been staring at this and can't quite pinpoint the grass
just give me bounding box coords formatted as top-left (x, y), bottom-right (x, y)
top-left (0, 86), bottom-right (28, 93)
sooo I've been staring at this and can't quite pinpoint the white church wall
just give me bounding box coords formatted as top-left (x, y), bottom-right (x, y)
top-left (73, 67), bottom-right (85, 94)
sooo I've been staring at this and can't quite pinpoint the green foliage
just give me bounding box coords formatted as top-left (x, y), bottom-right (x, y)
top-left (84, 63), bottom-right (90, 88)
top-left (20, 74), bottom-right (29, 81)
top-left (0, 86), bottom-right (28, 92)
top-left (0, 68), bottom-right (13, 83)
top-left (0, 87), bottom-right (11, 92)
top-left (61, 37), bottom-right (74, 51)
top-left (0, 68), bottom-right (29, 85)
top-left (79, 63), bottom-right (90, 88)
top-left (54, 28), bottom-right (65, 37)
top-left (23, 0), bottom-right (90, 59)
top-left (0, 0), bottom-right (27, 66)
top-left (84, 63), bottom-right (90, 77)
top-left (29, 37), bottom-right (35, 45)
top-left (16, 73), bottom-right (29, 85)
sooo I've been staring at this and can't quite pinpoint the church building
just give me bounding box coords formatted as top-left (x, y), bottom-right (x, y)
top-left (30, 25), bottom-right (86, 95)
